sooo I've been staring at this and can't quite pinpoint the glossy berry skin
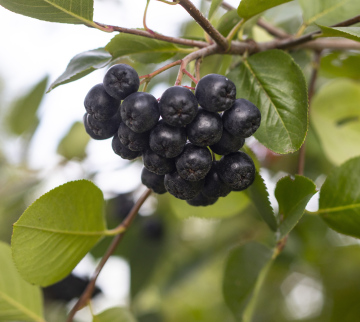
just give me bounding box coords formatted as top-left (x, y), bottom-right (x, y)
top-left (141, 167), bottom-right (167, 194)
top-left (84, 112), bottom-right (120, 140)
top-left (186, 192), bottom-right (218, 207)
top-left (210, 129), bottom-right (245, 155)
top-left (118, 122), bottom-right (149, 152)
top-left (202, 161), bottom-right (232, 198)
top-left (159, 86), bottom-right (198, 127)
top-left (103, 64), bottom-right (140, 100)
top-left (222, 98), bottom-right (261, 138)
top-left (175, 144), bottom-right (212, 181)
top-left (187, 108), bottom-right (223, 147)
top-left (84, 83), bottom-right (120, 120)
top-left (218, 151), bottom-right (255, 191)
top-left (121, 92), bottom-right (160, 133)
top-left (149, 120), bottom-right (187, 158)
top-left (164, 171), bottom-right (204, 200)
top-left (195, 74), bottom-right (236, 112)
top-left (143, 149), bottom-right (175, 175)
top-left (112, 135), bottom-right (142, 160)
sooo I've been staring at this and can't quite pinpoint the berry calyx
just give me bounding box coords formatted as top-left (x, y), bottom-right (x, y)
top-left (103, 64), bottom-right (140, 100)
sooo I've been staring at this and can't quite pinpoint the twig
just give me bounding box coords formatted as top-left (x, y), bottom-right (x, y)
top-left (297, 50), bottom-right (322, 176)
top-left (94, 22), bottom-right (208, 48)
top-left (175, 44), bottom-right (219, 85)
top-left (182, 68), bottom-right (199, 84)
top-left (139, 60), bottom-right (182, 85)
top-left (66, 189), bottom-right (152, 322)
top-left (257, 18), bottom-right (290, 39)
top-left (178, 0), bottom-right (229, 51)
top-left (195, 58), bottom-right (202, 81)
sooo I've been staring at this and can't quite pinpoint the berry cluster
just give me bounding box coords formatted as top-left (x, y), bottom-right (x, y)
top-left (83, 64), bottom-right (261, 207)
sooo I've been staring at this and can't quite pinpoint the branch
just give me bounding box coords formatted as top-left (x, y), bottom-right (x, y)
top-left (297, 50), bottom-right (322, 176)
top-left (66, 188), bottom-right (152, 322)
top-left (178, 0), bottom-right (229, 51)
top-left (94, 22), bottom-right (208, 48)
top-left (175, 44), bottom-right (220, 85)
top-left (257, 18), bottom-right (290, 39)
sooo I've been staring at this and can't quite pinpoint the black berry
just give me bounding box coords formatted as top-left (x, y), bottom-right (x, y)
top-left (210, 128), bottom-right (245, 155)
top-left (195, 74), bottom-right (236, 112)
top-left (84, 112), bottom-right (121, 140)
top-left (175, 143), bottom-right (212, 181)
top-left (164, 171), bottom-right (204, 200)
top-left (159, 86), bottom-right (198, 127)
top-left (141, 167), bottom-right (167, 194)
top-left (103, 64), bottom-right (140, 100)
top-left (112, 135), bottom-right (142, 160)
top-left (143, 149), bottom-right (175, 175)
top-left (186, 192), bottom-right (218, 207)
top-left (187, 108), bottom-right (223, 147)
top-left (222, 98), bottom-right (261, 138)
top-left (118, 122), bottom-right (149, 152)
top-left (121, 92), bottom-right (160, 133)
top-left (84, 83), bottom-right (120, 120)
top-left (218, 151), bottom-right (255, 190)
top-left (202, 161), bottom-right (232, 198)
top-left (149, 120), bottom-right (187, 158)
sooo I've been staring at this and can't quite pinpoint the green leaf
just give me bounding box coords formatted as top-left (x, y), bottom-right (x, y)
top-left (318, 25), bottom-right (360, 42)
top-left (311, 79), bottom-right (360, 165)
top-left (92, 307), bottom-right (136, 322)
top-left (319, 157), bottom-right (360, 239)
top-left (298, 0), bottom-right (360, 28)
top-left (11, 180), bottom-right (106, 286)
top-left (0, 0), bottom-right (96, 26)
top-left (165, 191), bottom-right (249, 220)
top-left (48, 48), bottom-right (112, 92)
top-left (0, 241), bottom-right (44, 322)
top-left (275, 175), bottom-right (317, 239)
top-left (208, 0), bottom-right (223, 19)
top-left (227, 50), bottom-right (308, 154)
top-left (7, 76), bottom-right (48, 135)
top-left (105, 33), bottom-right (181, 64)
top-left (217, 10), bottom-right (240, 36)
top-left (57, 121), bottom-right (90, 160)
top-left (223, 242), bottom-right (273, 321)
top-left (246, 172), bottom-right (277, 232)
top-left (238, 0), bottom-right (293, 20)
top-left (320, 51), bottom-right (360, 80)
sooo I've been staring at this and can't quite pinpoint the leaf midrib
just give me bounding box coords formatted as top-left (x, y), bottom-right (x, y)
top-left (42, 0), bottom-right (93, 25)
top-left (15, 224), bottom-right (105, 236)
top-left (318, 202), bottom-right (360, 214)
top-left (306, 0), bottom-right (350, 25)
top-left (0, 290), bottom-right (44, 322)
top-left (243, 59), bottom-right (293, 148)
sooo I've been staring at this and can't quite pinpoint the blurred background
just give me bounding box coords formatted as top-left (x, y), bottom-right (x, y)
top-left (1, 0), bottom-right (360, 321)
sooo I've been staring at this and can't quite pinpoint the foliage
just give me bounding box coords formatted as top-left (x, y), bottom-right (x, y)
top-left (0, 0), bottom-right (360, 321)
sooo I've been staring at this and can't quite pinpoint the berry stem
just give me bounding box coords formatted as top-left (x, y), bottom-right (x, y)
top-left (139, 60), bottom-right (183, 84)
top-left (143, 0), bottom-right (155, 34)
top-left (195, 58), bottom-right (202, 82)
top-left (156, 0), bottom-right (180, 4)
top-left (226, 18), bottom-right (245, 42)
top-left (182, 68), bottom-right (199, 84)
top-left (182, 85), bottom-right (196, 90)
top-left (66, 189), bottom-right (152, 322)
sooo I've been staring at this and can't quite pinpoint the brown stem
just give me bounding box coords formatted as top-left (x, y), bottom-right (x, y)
top-left (178, 0), bottom-right (229, 51)
top-left (297, 50), bottom-right (322, 176)
top-left (175, 44), bottom-right (219, 85)
top-left (139, 60), bottom-right (182, 85)
top-left (182, 68), bottom-right (199, 84)
top-left (94, 22), bottom-right (208, 48)
top-left (66, 189), bottom-right (152, 322)
top-left (195, 58), bottom-right (202, 82)
top-left (257, 18), bottom-right (290, 39)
